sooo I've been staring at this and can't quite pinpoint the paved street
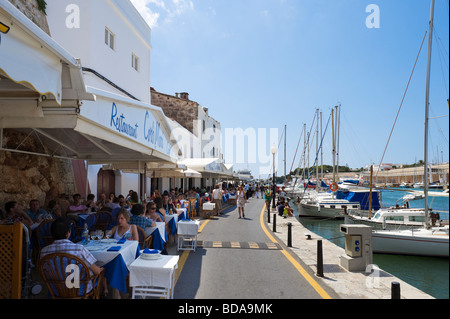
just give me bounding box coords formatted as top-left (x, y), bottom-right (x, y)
top-left (174, 197), bottom-right (335, 299)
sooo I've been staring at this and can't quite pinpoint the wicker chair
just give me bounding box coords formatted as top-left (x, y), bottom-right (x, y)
top-left (39, 253), bottom-right (104, 299)
top-left (35, 220), bottom-right (54, 251)
top-left (93, 211), bottom-right (113, 231)
top-left (136, 226), bottom-right (153, 250)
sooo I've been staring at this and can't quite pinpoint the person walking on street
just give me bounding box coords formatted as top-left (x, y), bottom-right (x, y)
top-left (264, 186), bottom-right (272, 212)
top-left (212, 184), bottom-right (223, 216)
top-left (236, 185), bottom-right (247, 219)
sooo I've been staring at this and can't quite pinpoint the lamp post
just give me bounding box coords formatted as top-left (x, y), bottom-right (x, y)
top-left (271, 144), bottom-right (277, 210)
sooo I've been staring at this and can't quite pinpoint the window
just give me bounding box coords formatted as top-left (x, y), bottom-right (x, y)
top-left (132, 53), bottom-right (140, 71)
top-left (105, 27), bottom-right (115, 50)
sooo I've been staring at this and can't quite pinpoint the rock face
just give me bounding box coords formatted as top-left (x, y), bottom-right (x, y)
top-left (7, 0), bottom-right (51, 35)
top-left (0, 129), bottom-right (76, 211)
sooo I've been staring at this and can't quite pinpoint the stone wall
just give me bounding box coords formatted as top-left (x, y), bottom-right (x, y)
top-left (8, 0), bottom-right (51, 35)
top-left (151, 88), bottom-right (199, 136)
top-left (0, 129), bottom-right (77, 212)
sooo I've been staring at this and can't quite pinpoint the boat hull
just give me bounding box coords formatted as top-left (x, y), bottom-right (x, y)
top-left (297, 202), bottom-right (346, 219)
top-left (372, 230), bottom-right (449, 257)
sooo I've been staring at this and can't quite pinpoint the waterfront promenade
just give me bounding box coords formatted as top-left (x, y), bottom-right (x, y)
top-left (174, 198), bottom-right (434, 299)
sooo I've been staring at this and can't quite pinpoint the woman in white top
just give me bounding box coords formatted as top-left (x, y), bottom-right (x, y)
top-left (110, 209), bottom-right (138, 241)
top-left (235, 185), bottom-right (247, 219)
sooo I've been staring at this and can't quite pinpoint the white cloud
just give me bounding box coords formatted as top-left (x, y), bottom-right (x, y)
top-left (130, 0), bottom-right (194, 29)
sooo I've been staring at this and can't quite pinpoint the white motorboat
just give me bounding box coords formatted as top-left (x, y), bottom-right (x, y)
top-left (344, 208), bottom-right (435, 230)
top-left (372, 226), bottom-right (449, 257)
top-left (298, 191), bottom-right (360, 219)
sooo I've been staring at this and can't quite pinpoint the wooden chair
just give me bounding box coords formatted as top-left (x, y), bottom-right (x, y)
top-left (93, 211), bottom-right (113, 231)
top-left (189, 198), bottom-right (197, 219)
top-left (0, 223), bottom-right (23, 299)
top-left (39, 253), bottom-right (104, 299)
top-left (136, 226), bottom-right (153, 250)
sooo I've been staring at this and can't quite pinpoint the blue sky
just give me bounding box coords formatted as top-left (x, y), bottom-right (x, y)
top-left (131, 0), bottom-right (449, 178)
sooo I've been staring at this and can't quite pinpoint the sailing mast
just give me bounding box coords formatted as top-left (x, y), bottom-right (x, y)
top-left (424, 0), bottom-right (435, 229)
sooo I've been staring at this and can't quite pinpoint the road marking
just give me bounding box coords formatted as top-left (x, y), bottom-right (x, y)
top-left (231, 241), bottom-right (241, 248)
top-left (259, 205), bottom-right (332, 299)
top-left (174, 250), bottom-right (190, 286)
top-left (198, 219), bottom-right (210, 233)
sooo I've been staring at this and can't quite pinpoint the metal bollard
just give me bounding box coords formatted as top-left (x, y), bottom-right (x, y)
top-left (287, 222), bottom-right (292, 247)
top-left (273, 214), bottom-right (277, 232)
top-left (317, 240), bottom-right (324, 277)
top-left (267, 209), bottom-right (271, 224)
top-left (391, 282), bottom-right (401, 299)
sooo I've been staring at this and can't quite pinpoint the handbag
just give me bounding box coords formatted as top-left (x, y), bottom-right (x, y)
top-left (238, 192), bottom-right (246, 205)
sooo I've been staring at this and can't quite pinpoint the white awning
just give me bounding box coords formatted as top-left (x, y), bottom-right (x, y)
top-left (178, 158), bottom-right (233, 178)
top-left (0, 0), bottom-right (92, 105)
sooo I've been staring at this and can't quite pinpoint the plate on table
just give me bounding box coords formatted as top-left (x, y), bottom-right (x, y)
top-left (86, 245), bottom-right (105, 251)
top-left (101, 239), bottom-right (116, 243)
top-left (140, 250), bottom-right (162, 260)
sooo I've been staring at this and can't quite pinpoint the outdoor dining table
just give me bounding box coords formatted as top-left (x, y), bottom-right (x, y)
top-left (144, 222), bottom-right (168, 251)
top-left (177, 220), bottom-right (200, 252)
top-left (165, 213), bottom-right (178, 236)
top-left (84, 239), bottom-right (140, 294)
top-left (129, 254), bottom-right (180, 299)
top-left (176, 208), bottom-right (188, 220)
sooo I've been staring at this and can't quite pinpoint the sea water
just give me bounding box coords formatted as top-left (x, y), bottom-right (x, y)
top-left (293, 188), bottom-right (449, 299)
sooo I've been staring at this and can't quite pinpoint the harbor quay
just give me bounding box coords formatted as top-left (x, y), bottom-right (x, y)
top-left (263, 206), bottom-right (435, 299)
top-left (170, 198), bottom-right (435, 300)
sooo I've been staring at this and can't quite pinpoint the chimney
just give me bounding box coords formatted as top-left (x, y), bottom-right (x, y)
top-left (203, 107), bottom-right (209, 115)
top-left (180, 92), bottom-right (189, 100)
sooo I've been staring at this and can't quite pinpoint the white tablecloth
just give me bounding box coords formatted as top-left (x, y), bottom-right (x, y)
top-left (129, 255), bottom-right (179, 289)
top-left (176, 208), bottom-right (187, 219)
top-left (177, 220), bottom-right (200, 236)
top-left (144, 222), bottom-right (166, 238)
top-left (165, 213), bottom-right (178, 224)
top-left (87, 240), bottom-right (139, 268)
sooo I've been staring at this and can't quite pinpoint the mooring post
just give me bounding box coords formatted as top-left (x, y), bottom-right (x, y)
top-left (391, 282), bottom-right (401, 299)
top-left (317, 240), bottom-right (324, 277)
top-left (287, 222), bottom-right (292, 247)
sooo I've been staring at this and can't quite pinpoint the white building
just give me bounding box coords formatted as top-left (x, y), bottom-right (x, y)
top-left (43, 0), bottom-right (180, 199)
top-left (46, 0), bottom-right (151, 103)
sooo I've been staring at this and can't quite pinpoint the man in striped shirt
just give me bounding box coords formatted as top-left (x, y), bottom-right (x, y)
top-left (40, 217), bottom-right (103, 278)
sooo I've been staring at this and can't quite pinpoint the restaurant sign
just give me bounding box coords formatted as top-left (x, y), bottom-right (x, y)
top-left (81, 95), bottom-right (176, 158)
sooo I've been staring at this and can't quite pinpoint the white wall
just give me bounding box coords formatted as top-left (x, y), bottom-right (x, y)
top-left (197, 107), bottom-right (222, 159)
top-left (46, 0), bottom-right (151, 103)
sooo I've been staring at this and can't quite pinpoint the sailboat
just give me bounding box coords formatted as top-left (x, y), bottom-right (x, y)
top-left (297, 107), bottom-right (382, 219)
top-left (372, 0), bottom-right (449, 257)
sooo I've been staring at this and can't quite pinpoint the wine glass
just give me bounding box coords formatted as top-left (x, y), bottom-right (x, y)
top-left (105, 230), bottom-right (112, 240)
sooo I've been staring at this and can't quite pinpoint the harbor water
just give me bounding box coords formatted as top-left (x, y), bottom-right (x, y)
top-left (293, 188), bottom-right (449, 299)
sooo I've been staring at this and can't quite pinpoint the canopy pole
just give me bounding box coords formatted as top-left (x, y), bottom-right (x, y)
top-left (85, 161), bottom-right (89, 199)
top-left (138, 160), bottom-right (141, 202)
